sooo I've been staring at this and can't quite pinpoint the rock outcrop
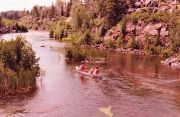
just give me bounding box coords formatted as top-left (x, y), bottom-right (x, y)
top-left (104, 21), bottom-right (170, 47)
top-left (0, 27), bottom-right (11, 34)
top-left (127, 0), bottom-right (179, 13)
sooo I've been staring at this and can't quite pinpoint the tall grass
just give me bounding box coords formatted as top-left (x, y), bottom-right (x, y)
top-left (65, 46), bottom-right (107, 62)
top-left (0, 36), bottom-right (40, 97)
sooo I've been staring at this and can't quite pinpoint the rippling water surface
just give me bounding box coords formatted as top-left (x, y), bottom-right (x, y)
top-left (0, 31), bottom-right (180, 117)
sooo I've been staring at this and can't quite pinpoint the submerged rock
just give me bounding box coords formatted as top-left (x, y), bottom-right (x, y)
top-left (99, 106), bottom-right (113, 117)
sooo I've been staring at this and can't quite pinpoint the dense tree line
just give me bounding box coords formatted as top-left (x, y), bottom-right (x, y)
top-left (0, 18), bottom-right (28, 34)
top-left (50, 0), bottom-right (179, 57)
top-left (50, 0), bottom-right (129, 39)
top-left (0, 0), bottom-right (128, 24)
top-left (0, 10), bottom-right (30, 20)
top-left (1, 0), bottom-right (179, 57)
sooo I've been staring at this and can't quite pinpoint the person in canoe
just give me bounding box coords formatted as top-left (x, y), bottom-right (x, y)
top-left (94, 66), bottom-right (99, 74)
top-left (88, 66), bottom-right (100, 75)
top-left (79, 61), bottom-right (86, 72)
top-left (88, 68), bottom-right (94, 74)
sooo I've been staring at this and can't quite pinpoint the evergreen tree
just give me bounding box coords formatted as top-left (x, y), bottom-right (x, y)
top-left (31, 6), bottom-right (40, 18)
top-left (169, 11), bottom-right (180, 52)
top-left (0, 17), bottom-right (2, 27)
top-left (70, 4), bottom-right (90, 30)
top-left (65, 0), bottom-right (73, 17)
top-left (61, 4), bottom-right (64, 16)
top-left (55, 0), bottom-right (65, 16)
top-left (49, 4), bottom-right (56, 19)
top-left (94, 0), bottom-right (128, 27)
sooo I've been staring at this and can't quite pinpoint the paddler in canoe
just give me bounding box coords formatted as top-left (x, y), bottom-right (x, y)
top-left (94, 66), bottom-right (99, 74)
top-left (78, 62), bottom-right (100, 75)
top-left (89, 66), bottom-right (99, 74)
top-left (79, 61), bottom-right (86, 72)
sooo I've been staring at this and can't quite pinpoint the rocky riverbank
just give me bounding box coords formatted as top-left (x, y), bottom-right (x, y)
top-left (0, 26), bottom-right (16, 34)
top-left (128, 0), bottom-right (179, 13)
top-left (0, 26), bottom-right (28, 34)
top-left (161, 55), bottom-right (180, 69)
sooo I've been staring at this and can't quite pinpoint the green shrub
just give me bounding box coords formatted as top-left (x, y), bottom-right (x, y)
top-left (147, 45), bottom-right (162, 55)
top-left (93, 18), bottom-right (108, 28)
top-left (70, 4), bottom-right (91, 30)
top-left (161, 48), bottom-right (174, 58)
top-left (82, 31), bottom-right (93, 45)
top-left (169, 10), bottom-right (180, 52)
top-left (104, 39), bottom-right (118, 49)
top-left (0, 36), bottom-right (39, 72)
top-left (150, 11), bottom-right (169, 22)
top-left (126, 37), bottom-right (138, 49)
top-left (65, 47), bottom-right (86, 62)
top-left (65, 49), bottom-right (73, 61)
top-left (94, 38), bottom-right (103, 45)
top-left (94, 0), bottom-right (128, 27)
top-left (49, 29), bottom-right (54, 38)
top-left (126, 12), bottom-right (150, 22)
top-left (116, 36), bottom-right (125, 48)
top-left (0, 36), bottom-right (40, 96)
top-left (120, 18), bottom-right (126, 39)
top-left (67, 33), bottom-right (84, 46)
top-left (65, 47), bottom-right (107, 62)
top-left (65, 30), bottom-right (94, 46)
top-left (49, 18), bottom-right (71, 40)
top-left (1, 18), bottom-right (28, 33)
top-left (126, 11), bottom-right (170, 23)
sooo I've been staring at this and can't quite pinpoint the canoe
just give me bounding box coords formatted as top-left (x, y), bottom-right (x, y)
top-left (75, 66), bottom-right (102, 78)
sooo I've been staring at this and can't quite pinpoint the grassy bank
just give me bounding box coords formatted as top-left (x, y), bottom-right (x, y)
top-left (65, 46), bottom-right (107, 62)
top-left (0, 36), bottom-right (39, 97)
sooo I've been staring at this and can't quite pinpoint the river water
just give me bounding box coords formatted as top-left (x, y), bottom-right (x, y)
top-left (0, 31), bottom-right (180, 117)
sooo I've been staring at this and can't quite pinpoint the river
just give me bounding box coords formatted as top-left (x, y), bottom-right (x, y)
top-left (0, 31), bottom-right (180, 117)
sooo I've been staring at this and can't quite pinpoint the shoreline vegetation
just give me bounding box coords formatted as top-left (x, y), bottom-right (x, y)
top-left (0, 1), bottom-right (179, 59)
top-left (49, 0), bottom-right (179, 68)
top-left (0, 36), bottom-right (40, 97)
top-left (0, 18), bottom-right (28, 34)
top-left (0, 0), bottom-right (179, 96)
top-left (65, 46), bottom-right (107, 62)
top-left (49, 1), bottom-right (179, 56)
